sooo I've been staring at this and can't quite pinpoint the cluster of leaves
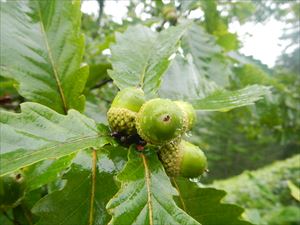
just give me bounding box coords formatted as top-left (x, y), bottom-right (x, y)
top-left (213, 155), bottom-right (300, 225)
top-left (139, 0), bottom-right (300, 180)
top-left (1, 0), bottom-right (298, 225)
top-left (0, 0), bottom-right (271, 224)
top-left (191, 63), bottom-right (300, 180)
top-left (81, 0), bottom-right (300, 223)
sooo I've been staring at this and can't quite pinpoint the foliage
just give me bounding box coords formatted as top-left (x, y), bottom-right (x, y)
top-left (0, 102), bottom-right (112, 176)
top-left (109, 24), bottom-right (190, 96)
top-left (173, 178), bottom-right (252, 225)
top-left (0, 0), bottom-right (299, 224)
top-left (213, 155), bottom-right (300, 225)
top-left (107, 147), bottom-right (200, 225)
top-left (0, 0), bottom-right (87, 114)
top-left (190, 64), bottom-right (300, 179)
top-left (33, 147), bottom-right (127, 225)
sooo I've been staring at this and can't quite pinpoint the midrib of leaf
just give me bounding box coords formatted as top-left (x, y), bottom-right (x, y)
top-left (11, 135), bottom-right (98, 161)
top-left (141, 154), bottom-right (153, 225)
top-left (89, 149), bottom-right (97, 225)
top-left (171, 178), bottom-right (187, 212)
top-left (37, 3), bottom-right (68, 114)
top-left (1, 134), bottom-right (106, 176)
top-left (139, 38), bottom-right (156, 89)
top-left (139, 23), bottom-right (191, 90)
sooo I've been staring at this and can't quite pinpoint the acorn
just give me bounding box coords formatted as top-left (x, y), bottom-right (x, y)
top-left (136, 98), bottom-right (185, 145)
top-left (107, 87), bottom-right (145, 135)
top-left (162, 5), bottom-right (177, 25)
top-left (159, 140), bottom-right (207, 178)
top-left (0, 171), bottom-right (26, 209)
top-left (174, 101), bottom-right (196, 131)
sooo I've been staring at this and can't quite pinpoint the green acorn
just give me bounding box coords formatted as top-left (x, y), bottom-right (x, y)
top-left (162, 5), bottom-right (177, 25)
top-left (0, 171), bottom-right (26, 209)
top-left (136, 98), bottom-right (185, 145)
top-left (174, 101), bottom-right (196, 131)
top-left (107, 87), bottom-right (145, 135)
top-left (159, 140), bottom-right (207, 178)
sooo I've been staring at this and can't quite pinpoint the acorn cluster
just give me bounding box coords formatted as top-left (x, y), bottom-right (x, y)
top-left (107, 87), bottom-right (207, 178)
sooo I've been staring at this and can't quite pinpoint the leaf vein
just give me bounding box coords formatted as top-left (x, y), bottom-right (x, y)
top-left (141, 154), bottom-right (153, 225)
top-left (36, 2), bottom-right (68, 113)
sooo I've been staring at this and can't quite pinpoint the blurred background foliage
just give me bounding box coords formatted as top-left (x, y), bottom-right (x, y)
top-left (0, 0), bottom-right (299, 224)
top-left (213, 155), bottom-right (300, 225)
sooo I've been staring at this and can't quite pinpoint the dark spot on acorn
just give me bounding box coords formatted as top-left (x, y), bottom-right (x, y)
top-left (163, 115), bottom-right (170, 122)
top-left (16, 173), bottom-right (22, 180)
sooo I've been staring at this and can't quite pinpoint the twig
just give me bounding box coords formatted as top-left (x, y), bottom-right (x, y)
top-left (91, 79), bottom-right (112, 89)
top-left (97, 0), bottom-right (104, 25)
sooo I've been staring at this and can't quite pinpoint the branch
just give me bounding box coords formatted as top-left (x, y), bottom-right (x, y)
top-left (91, 79), bottom-right (112, 89)
top-left (96, 0), bottom-right (104, 25)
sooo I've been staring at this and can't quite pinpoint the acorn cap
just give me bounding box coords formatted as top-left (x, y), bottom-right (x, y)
top-left (159, 140), bottom-right (207, 178)
top-left (174, 101), bottom-right (196, 131)
top-left (136, 98), bottom-right (185, 145)
top-left (107, 87), bottom-right (145, 135)
top-left (158, 138), bottom-right (182, 176)
top-left (107, 107), bottom-right (137, 135)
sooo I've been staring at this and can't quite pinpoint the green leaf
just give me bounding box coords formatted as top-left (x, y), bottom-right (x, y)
top-left (33, 147), bottom-right (128, 225)
top-left (228, 51), bottom-right (272, 74)
top-left (24, 154), bottom-right (75, 192)
top-left (0, 102), bottom-right (112, 176)
top-left (107, 147), bottom-right (200, 225)
top-left (0, 212), bottom-right (13, 225)
top-left (265, 206), bottom-right (300, 225)
top-left (84, 91), bottom-right (108, 124)
top-left (180, 0), bottom-right (200, 13)
top-left (85, 62), bottom-right (112, 89)
top-left (233, 64), bottom-right (284, 91)
top-left (213, 155), bottom-right (300, 225)
top-left (159, 55), bottom-right (219, 100)
top-left (108, 23), bottom-right (190, 96)
top-left (172, 178), bottom-right (252, 225)
top-left (159, 57), bottom-right (269, 112)
top-left (182, 22), bottom-right (231, 86)
top-left (217, 32), bottom-right (240, 52)
top-left (190, 85), bottom-right (271, 112)
top-left (0, 76), bottom-right (18, 97)
top-left (182, 23), bottom-right (221, 64)
top-left (0, 0), bottom-right (87, 114)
